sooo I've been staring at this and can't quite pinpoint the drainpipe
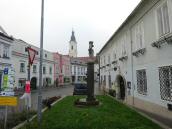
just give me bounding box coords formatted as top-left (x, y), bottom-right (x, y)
top-left (129, 28), bottom-right (135, 106)
top-left (98, 55), bottom-right (100, 89)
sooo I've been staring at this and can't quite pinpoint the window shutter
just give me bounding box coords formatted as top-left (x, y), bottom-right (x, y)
top-left (157, 7), bottom-right (163, 36)
top-left (162, 2), bottom-right (170, 34)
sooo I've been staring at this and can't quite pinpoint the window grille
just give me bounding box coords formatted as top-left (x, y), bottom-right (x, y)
top-left (159, 66), bottom-right (172, 101)
top-left (136, 69), bottom-right (147, 95)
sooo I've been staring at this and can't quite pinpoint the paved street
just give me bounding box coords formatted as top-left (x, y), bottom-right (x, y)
top-left (21, 83), bottom-right (101, 110)
top-left (27, 85), bottom-right (74, 110)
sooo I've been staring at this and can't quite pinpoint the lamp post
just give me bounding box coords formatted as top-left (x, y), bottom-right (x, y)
top-left (37, 0), bottom-right (44, 125)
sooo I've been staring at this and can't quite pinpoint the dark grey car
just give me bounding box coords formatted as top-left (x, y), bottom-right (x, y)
top-left (73, 83), bottom-right (88, 95)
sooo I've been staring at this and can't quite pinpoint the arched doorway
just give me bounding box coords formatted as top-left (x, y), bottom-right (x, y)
top-left (31, 77), bottom-right (37, 89)
top-left (116, 75), bottom-right (126, 100)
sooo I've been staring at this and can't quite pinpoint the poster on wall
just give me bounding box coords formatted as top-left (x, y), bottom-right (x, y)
top-left (0, 67), bottom-right (15, 96)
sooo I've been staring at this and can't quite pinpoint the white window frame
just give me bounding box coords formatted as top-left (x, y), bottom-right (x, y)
top-left (43, 66), bottom-right (46, 74)
top-left (133, 21), bottom-right (145, 51)
top-left (156, 0), bottom-right (171, 38)
top-left (3, 45), bottom-right (10, 58)
top-left (20, 63), bottom-right (25, 73)
top-left (108, 54), bottom-right (110, 64)
top-left (122, 34), bottom-right (127, 56)
top-left (49, 66), bottom-right (52, 75)
top-left (33, 65), bottom-right (37, 73)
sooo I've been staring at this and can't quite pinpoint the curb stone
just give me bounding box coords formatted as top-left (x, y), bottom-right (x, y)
top-left (12, 96), bottom-right (66, 129)
top-left (107, 94), bottom-right (171, 129)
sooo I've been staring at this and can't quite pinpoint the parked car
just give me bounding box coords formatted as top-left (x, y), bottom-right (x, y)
top-left (73, 83), bottom-right (88, 95)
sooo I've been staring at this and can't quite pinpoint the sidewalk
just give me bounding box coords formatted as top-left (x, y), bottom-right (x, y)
top-left (134, 108), bottom-right (172, 129)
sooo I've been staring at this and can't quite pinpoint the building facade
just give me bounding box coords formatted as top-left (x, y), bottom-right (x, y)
top-left (60, 55), bottom-right (71, 85)
top-left (12, 39), bottom-right (55, 89)
top-left (71, 57), bottom-right (87, 83)
top-left (53, 52), bottom-right (60, 86)
top-left (98, 0), bottom-right (172, 120)
top-left (0, 26), bottom-right (14, 90)
top-left (53, 53), bottom-right (71, 86)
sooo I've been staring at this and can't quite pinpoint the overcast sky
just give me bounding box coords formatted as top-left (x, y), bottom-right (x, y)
top-left (0, 0), bottom-right (141, 56)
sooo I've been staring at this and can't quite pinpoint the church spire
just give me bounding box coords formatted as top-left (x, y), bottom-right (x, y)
top-left (70, 30), bottom-right (76, 42)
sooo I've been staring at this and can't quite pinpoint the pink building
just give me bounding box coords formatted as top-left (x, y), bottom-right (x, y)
top-left (53, 52), bottom-right (71, 86)
top-left (61, 55), bottom-right (71, 85)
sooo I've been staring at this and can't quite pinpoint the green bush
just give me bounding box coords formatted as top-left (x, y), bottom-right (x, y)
top-left (0, 110), bottom-right (36, 129)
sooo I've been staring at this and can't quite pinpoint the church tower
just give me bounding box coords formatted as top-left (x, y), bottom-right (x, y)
top-left (69, 30), bottom-right (77, 57)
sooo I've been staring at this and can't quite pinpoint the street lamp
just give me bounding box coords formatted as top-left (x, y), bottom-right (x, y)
top-left (37, 0), bottom-right (44, 125)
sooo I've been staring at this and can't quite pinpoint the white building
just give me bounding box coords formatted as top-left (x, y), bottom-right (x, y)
top-left (71, 57), bottom-right (87, 83)
top-left (98, 0), bottom-right (172, 120)
top-left (0, 26), bottom-right (13, 90)
top-left (12, 39), bottom-right (55, 89)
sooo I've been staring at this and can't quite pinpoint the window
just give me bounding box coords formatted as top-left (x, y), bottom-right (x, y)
top-left (74, 66), bottom-right (76, 74)
top-left (56, 65), bottom-right (58, 74)
top-left (101, 76), bottom-right (103, 84)
top-left (45, 54), bottom-right (47, 58)
top-left (122, 35), bottom-right (127, 56)
top-left (134, 22), bottom-right (145, 50)
top-left (104, 55), bottom-right (106, 65)
top-left (3, 45), bottom-right (10, 58)
top-left (43, 66), bottom-right (46, 74)
top-left (33, 65), bottom-right (37, 73)
top-left (78, 67), bottom-right (80, 74)
top-left (81, 67), bottom-right (83, 75)
top-left (108, 75), bottom-right (111, 88)
top-left (157, 2), bottom-right (170, 37)
top-left (18, 79), bottom-right (26, 88)
top-left (113, 51), bottom-right (116, 61)
top-left (136, 69), bottom-right (147, 95)
top-left (108, 55), bottom-right (110, 64)
top-left (159, 66), bottom-right (172, 101)
top-left (49, 67), bottom-right (52, 74)
top-left (20, 63), bottom-right (25, 73)
top-left (71, 45), bottom-right (73, 50)
top-left (104, 75), bottom-right (106, 85)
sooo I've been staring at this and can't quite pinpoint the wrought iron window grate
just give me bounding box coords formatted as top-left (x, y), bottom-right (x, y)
top-left (136, 69), bottom-right (147, 95)
top-left (159, 66), bottom-right (172, 102)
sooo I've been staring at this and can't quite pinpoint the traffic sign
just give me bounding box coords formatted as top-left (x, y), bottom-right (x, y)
top-left (0, 96), bottom-right (17, 106)
top-left (4, 68), bottom-right (8, 74)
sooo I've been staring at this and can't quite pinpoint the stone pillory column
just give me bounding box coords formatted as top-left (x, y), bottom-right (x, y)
top-left (86, 41), bottom-right (95, 102)
top-left (86, 61), bottom-right (95, 101)
top-left (74, 41), bottom-right (99, 106)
